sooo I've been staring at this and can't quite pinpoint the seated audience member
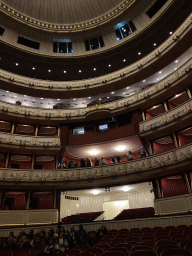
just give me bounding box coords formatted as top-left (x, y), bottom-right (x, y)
top-left (126, 151), bottom-right (133, 161)
top-left (96, 225), bottom-right (108, 241)
top-left (94, 157), bottom-right (100, 166)
top-left (19, 236), bottom-right (31, 249)
top-left (68, 160), bottom-right (75, 168)
top-left (140, 149), bottom-right (147, 158)
top-left (29, 234), bottom-right (46, 256)
top-left (76, 225), bottom-right (87, 245)
top-left (116, 155), bottom-right (121, 163)
top-left (101, 157), bottom-right (107, 165)
top-left (67, 226), bottom-right (78, 249)
top-left (112, 156), bottom-right (118, 164)
top-left (6, 237), bottom-right (17, 251)
top-left (43, 237), bottom-right (58, 255)
top-left (80, 158), bottom-right (86, 167)
top-left (58, 233), bottom-right (68, 252)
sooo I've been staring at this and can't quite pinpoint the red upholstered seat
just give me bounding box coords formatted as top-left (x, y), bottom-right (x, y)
top-left (101, 252), bottom-right (125, 256)
top-left (131, 245), bottom-right (154, 252)
top-left (160, 248), bottom-right (192, 256)
top-left (114, 243), bottom-right (131, 251)
top-left (86, 248), bottom-right (104, 256)
top-left (1, 249), bottom-right (13, 256)
top-left (180, 240), bottom-right (192, 248)
top-left (185, 244), bottom-right (192, 252)
top-left (130, 250), bottom-right (158, 256)
top-left (62, 249), bottom-right (81, 256)
top-left (108, 247), bottom-right (129, 256)
top-left (78, 253), bottom-right (96, 256)
top-left (94, 244), bottom-right (111, 252)
top-left (13, 249), bottom-right (30, 256)
top-left (156, 244), bottom-right (179, 255)
top-left (76, 245), bottom-right (91, 253)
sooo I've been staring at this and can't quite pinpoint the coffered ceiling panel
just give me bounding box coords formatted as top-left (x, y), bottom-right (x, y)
top-left (2, 0), bottom-right (123, 24)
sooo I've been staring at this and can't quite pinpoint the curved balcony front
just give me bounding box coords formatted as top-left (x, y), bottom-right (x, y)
top-left (0, 142), bottom-right (192, 190)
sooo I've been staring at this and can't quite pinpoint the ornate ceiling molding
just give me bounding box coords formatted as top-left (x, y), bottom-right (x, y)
top-left (0, 0), bottom-right (137, 33)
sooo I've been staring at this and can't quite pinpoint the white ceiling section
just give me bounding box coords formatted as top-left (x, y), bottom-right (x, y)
top-left (2, 0), bottom-right (123, 24)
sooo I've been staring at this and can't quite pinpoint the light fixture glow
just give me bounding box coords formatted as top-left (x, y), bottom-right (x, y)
top-left (143, 80), bottom-right (146, 83)
top-left (32, 67), bottom-right (35, 70)
top-left (175, 60), bottom-right (179, 63)
top-left (123, 59), bottom-right (126, 62)
top-left (108, 64), bottom-right (111, 67)
top-left (64, 70), bottom-right (66, 73)
top-left (48, 70), bottom-right (51, 72)
top-left (153, 43), bottom-right (156, 46)
top-left (79, 70), bottom-right (81, 73)
top-left (138, 52), bottom-right (141, 55)
top-left (94, 68), bottom-right (96, 71)
top-left (16, 63), bottom-right (19, 66)
top-left (92, 190), bottom-right (100, 195)
top-left (88, 149), bottom-right (100, 156)
top-left (121, 186), bottom-right (131, 192)
top-left (159, 71), bottom-right (162, 74)
top-left (111, 92), bottom-right (114, 94)
top-left (115, 145), bottom-right (126, 152)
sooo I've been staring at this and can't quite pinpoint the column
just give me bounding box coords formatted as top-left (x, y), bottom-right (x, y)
top-left (183, 172), bottom-right (191, 194)
top-left (58, 126), bottom-right (61, 137)
top-left (187, 88), bottom-right (192, 99)
top-left (11, 122), bottom-right (15, 134)
top-left (35, 125), bottom-right (38, 136)
top-left (141, 110), bottom-right (146, 121)
top-left (163, 101), bottom-right (168, 112)
top-left (26, 191), bottom-right (31, 210)
top-left (54, 189), bottom-right (57, 209)
top-left (156, 178), bottom-right (162, 198)
top-left (5, 153), bottom-right (9, 168)
top-left (31, 155), bottom-right (35, 169)
top-left (172, 133), bottom-right (179, 148)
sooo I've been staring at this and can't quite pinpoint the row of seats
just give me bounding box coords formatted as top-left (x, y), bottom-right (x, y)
top-left (114, 207), bottom-right (155, 220)
top-left (61, 211), bottom-right (104, 223)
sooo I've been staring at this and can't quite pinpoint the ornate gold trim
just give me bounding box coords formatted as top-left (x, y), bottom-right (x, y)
top-left (0, 0), bottom-right (137, 33)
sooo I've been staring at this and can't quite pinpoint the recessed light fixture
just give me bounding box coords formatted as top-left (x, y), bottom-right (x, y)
top-left (121, 186), bottom-right (131, 192)
top-left (169, 31), bottom-right (172, 35)
top-left (74, 98), bottom-right (76, 101)
top-left (14, 96), bottom-right (17, 98)
top-left (24, 95), bottom-right (27, 97)
top-left (16, 63), bottom-right (19, 66)
top-left (107, 97), bottom-right (109, 99)
top-left (108, 64), bottom-right (111, 67)
top-left (157, 78), bottom-right (159, 81)
top-left (88, 149), bottom-right (100, 156)
top-left (154, 43), bottom-right (156, 46)
top-left (91, 190), bottom-right (100, 195)
top-left (83, 101), bottom-right (86, 103)
top-left (143, 80), bottom-right (146, 83)
top-left (123, 59), bottom-right (126, 62)
top-left (111, 92), bottom-right (114, 94)
top-left (99, 98), bottom-right (101, 100)
top-left (48, 70), bottom-right (51, 72)
top-left (123, 92), bottom-right (126, 95)
top-left (64, 70), bottom-right (66, 73)
top-left (159, 71), bottom-right (162, 74)
top-left (115, 145), bottom-right (127, 152)
top-left (88, 97), bottom-right (91, 99)
top-left (6, 91), bottom-right (9, 93)
top-left (175, 60), bottom-right (179, 63)
top-left (79, 70), bottom-right (81, 73)
top-left (32, 67), bottom-right (35, 70)
top-left (126, 87), bottom-right (129, 89)
top-left (57, 99), bottom-right (60, 101)
top-left (138, 52), bottom-right (141, 55)
top-left (175, 68), bottom-right (177, 70)
top-left (41, 98), bottom-right (43, 100)
top-left (93, 68), bottom-right (96, 71)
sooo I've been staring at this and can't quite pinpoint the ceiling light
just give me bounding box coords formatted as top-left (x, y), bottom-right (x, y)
top-left (93, 68), bottom-right (96, 71)
top-left (175, 60), bottom-right (179, 63)
top-left (79, 70), bottom-right (81, 73)
top-left (74, 98), bottom-right (76, 101)
top-left (6, 91), bottom-right (9, 93)
top-left (143, 80), bottom-right (146, 83)
top-left (115, 145), bottom-right (127, 152)
top-left (108, 64), bottom-right (111, 67)
top-left (15, 63), bottom-right (19, 66)
top-left (48, 70), bottom-right (51, 72)
top-left (126, 87), bottom-right (129, 89)
top-left (99, 98), bottom-right (101, 100)
top-left (159, 71), bottom-right (162, 74)
top-left (123, 92), bottom-right (126, 95)
top-left (88, 97), bottom-right (91, 99)
top-left (107, 97), bottom-right (109, 99)
top-left (111, 92), bottom-right (114, 94)
top-left (153, 43), bottom-right (156, 46)
top-left (64, 70), bottom-right (66, 73)
top-left (157, 78), bottom-right (159, 81)
top-left (174, 68), bottom-right (177, 70)
top-left (88, 149), bottom-right (99, 156)
top-left (91, 190), bottom-right (100, 195)
top-left (41, 98), bottom-right (43, 100)
top-left (121, 186), bottom-right (131, 192)
top-left (24, 95), bottom-right (27, 97)
top-left (57, 99), bottom-right (60, 101)
top-left (138, 52), bottom-right (141, 55)
top-left (32, 67), bottom-right (35, 70)
top-left (14, 96), bottom-right (17, 98)
top-left (123, 59), bottom-right (126, 62)
top-left (169, 31), bottom-right (172, 34)
top-left (76, 204), bottom-right (79, 207)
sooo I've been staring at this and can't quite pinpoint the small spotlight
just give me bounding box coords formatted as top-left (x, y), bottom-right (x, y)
top-left (175, 60), bottom-right (178, 63)
top-left (64, 70), bottom-right (66, 73)
top-left (32, 67), bottom-right (35, 70)
top-left (126, 87), bottom-right (129, 89)
top-left (169, 31), bottom-right (172, 35)
top-left (159, 71), bottom-right (162, 74)
top-left (123, 59), bottom-right (126, 62)
top-left (79, 70), bottom-right (81, 73)
top-left (88, 97), bottom-right (91, 99)
top-left (143, 80), bottom-right (146, 83)
top-left (138, 52), bottom-right (141, 55)
top-left (41, 98), bottom-right (43, 100)
top-left (99, 98), bottom-right (101, 101)
top-left (16, 63), bottom-right (19, 66)
top-left (108, 64), bottom-right (111, 67)
top-left (93, 68), bottom-right (96, 71)
top-left (74, 98), bottom-right (76, 101)
top-left (57, 99), bottom-right (60, 101)
top-left (153, 43), bottom-right (156, 46)
top-left (111, 92), bottom-right (114, 94)
top-left (48, 70), bottom-right (51, 72)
